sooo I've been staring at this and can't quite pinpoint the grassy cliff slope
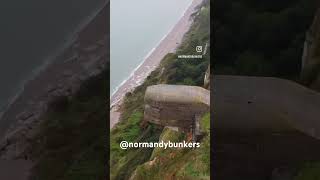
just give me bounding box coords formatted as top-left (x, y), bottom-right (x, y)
top-left (110, 1), bottom-right (210, 179)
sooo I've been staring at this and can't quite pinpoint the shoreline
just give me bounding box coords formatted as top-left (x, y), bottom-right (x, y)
top-left (110, 0), bottom-right (190, 100)
top-left (0, 2), bottom-right (108, 160)
top-left (0, 1), bottom-right (108, 122)
top-left (109, 0), bottom-right (194, 98)
top-left (110, 0), bottom-right (203, 129)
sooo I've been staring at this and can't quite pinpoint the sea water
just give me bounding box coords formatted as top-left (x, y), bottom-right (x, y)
top-left (110, 0), bottom-right (193, 96)
top-left (0, 0), bottom-right (105, 115)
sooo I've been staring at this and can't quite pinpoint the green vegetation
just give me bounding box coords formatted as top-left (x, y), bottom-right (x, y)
top-left (110, 109), bottom-right (162, 180)
top-left (213, 0), bottom-right (317, 79)
top-left (177, 114), bottom-right (211, 179)
top-left (110, 1), bottom-right (210, 179)
top-left (200, 113), bottom-right (210, 133)
top-left (131, 114), bottom-right (210, 180)
top-left (29, 69), bottom-right (107, 180)
top-left (150, 127), bottom-right (186, 160)
top-left (164, 1), bottom-right (210, 86)
top-left (295, 162), bottom-right (320, 180)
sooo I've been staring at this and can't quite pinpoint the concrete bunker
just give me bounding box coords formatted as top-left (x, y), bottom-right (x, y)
top-left (144, 84), bottom-right (210, 137)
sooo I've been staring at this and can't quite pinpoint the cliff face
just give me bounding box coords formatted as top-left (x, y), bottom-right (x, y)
top-left (301, 9), bottom-right (320, 90)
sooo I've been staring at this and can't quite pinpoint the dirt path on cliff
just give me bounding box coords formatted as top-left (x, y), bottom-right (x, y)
top-left (213, 75), bottom-right (320, 138)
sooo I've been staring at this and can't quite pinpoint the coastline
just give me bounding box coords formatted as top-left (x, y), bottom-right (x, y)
top-left (110, 0), bottom-right (191, 100)
top-left (0, 1), bottom-right (108, 123)
top-left (110, 0), bottom-right (203, 129)
top-left (0, 2), bottom-right (109, 160)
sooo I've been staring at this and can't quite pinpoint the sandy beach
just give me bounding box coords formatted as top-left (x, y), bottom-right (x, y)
top-left (0, 2), bottom-right (108, 178)
top-left (0, 0), bottom-right (108, 162)
top-left (110, 0), bottom-right (203, 128)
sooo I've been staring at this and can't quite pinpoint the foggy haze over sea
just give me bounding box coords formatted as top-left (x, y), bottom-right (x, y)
top-left (110, 0), bottom-right (192, 96)
top-left (0, 0), bottom-right (105, 114)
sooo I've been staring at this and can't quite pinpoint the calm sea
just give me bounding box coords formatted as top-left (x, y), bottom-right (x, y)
top-left (110, 0), bottom-right (192, 95)
top-left (0, 0), bottom-right (105, 114)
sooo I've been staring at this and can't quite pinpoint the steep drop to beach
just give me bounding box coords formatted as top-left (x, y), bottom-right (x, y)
top-left (110, 0), bottom-right (204, 128)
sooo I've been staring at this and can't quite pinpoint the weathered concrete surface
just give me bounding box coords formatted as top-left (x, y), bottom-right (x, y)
top-left (144, 84), bottom-right (210, 129)
top-left (213, 75), bottom-right (320, 179)
top-left (213, 75), bottom-right (320, 139)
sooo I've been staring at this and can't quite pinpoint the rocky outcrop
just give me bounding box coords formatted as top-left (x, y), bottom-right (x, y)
top-left (144, 84), bottom-right (210, 131)
top-left (301, 9), bottom-right (320, 90)
top-left (0, 3), bottom-right (109, 160)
